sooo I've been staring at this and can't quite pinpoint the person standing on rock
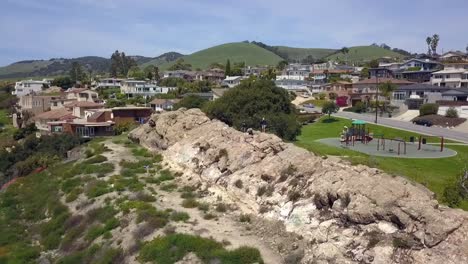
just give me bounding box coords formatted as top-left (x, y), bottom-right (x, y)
top-left (260, 117), bottom-right (267, 132)
top-left (241, 121), bottom-right (247, 132)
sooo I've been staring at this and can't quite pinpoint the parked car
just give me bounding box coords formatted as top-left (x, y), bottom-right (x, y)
top-left (413, 119), bottom-right (433, 127)
top-left (303, 103), bottom-right (315, 108)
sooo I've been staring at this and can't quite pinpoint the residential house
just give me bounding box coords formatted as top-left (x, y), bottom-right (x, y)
top-left (431, 67), bottom-right (468, 88)
top-left (65, 88), bottom-right (99, 102)
top-left (369, 68), bottom-right (394, 79)
top-left (310, 69), bottom-right (352, 84)
top-left (276, 64), bottom-right (311, 81)
top-left (195, 70), bottom-right (225, 83)
top-left (275, 79), bottom-right (311, 92)
top-left (163, 70), bottom-right (197, 81)
top-left (149, 98), bottom-right (180, 112)
top-left (312, 61), bottom-right (336, 71)
top-left (95, 78), bottom-right (123, 89)
top-left (243, 66), bottom-right (268, 76)
top-left (64, 101), bottom-right (105, 118)
top-left (49, 119), bottom-right (114, 137)
top-left (222, 76), bottom-right (243, 88)
top-left (12, 79), bottom-right (50, 96)
top-left (439, 51), bottom-right (468, 62)
top-left (392, 83), bottom-right (452, 109)
top-left (322, 81), bottom-right (353, 97)
top-left (120, 79), bottom-right (175, 97)
top-left (16, 95), bottom-right (56, 115)
top-left (110, 107), bottom-right (152, 125)
top-left (34, 108), bottom-right (75, 132)
top-left (350, 78), bottom-right (414, 105)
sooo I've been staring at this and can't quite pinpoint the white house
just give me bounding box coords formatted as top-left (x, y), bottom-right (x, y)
top-left (120, 80), bottom-right (175, 96)
top-left (222, 76), bottom-right (243, 88)
top-left (12, 79), bottom-right (51, 96)
top-left (431, 68), bottom-right (468, 88)
top-left (95, 78), bottom-right (123, 89)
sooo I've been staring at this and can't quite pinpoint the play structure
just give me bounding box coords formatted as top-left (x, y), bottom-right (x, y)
top-left (340, 120), bottom-right (373, 145)
top-left (334, 120), bottom-right (452, 158)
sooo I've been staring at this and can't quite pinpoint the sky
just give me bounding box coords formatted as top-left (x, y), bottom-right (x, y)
top-left (1, 0), bottom-right (467, 66)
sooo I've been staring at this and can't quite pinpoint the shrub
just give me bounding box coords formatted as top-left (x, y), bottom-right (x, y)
top-left (445, 107), bottom-right (459, 118)
top-left (318, 93), bottom-right (326, 100)
top-left (234, 179), bottom-right (243, 189)
top-left (182, 198), bottom-right (199, 208)
top-left (85, 180), bottom-right (111, 198)
top-left (203, 213), bottom-right (216, 220)
top-left (170, 211), bottom-right (190, 222)
top-left (442, 184), bottom-right (462, 208)
top-left (215, 203), bottom-right (228, 213)
top-left (82, 155), bottom-right (107, 164)
top-left (419, 103), bottom-right (439, 116)
top-left (138, 233), bottom-right (264, 264)
top-left (197, 202), bottom-right (210, 212)
top-left (239, 214), bottom-right (251, 223)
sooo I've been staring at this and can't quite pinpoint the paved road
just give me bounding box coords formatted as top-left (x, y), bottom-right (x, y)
top-left (334, 112), bottom-right (468, 143)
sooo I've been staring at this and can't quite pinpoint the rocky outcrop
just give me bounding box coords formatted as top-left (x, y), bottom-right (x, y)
top-left (130, 108), bottom-right (468, 264)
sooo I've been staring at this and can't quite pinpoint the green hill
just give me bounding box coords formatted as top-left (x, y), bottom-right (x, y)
top-left (273, 46), bottom-right (337, 62)
top-left (160, 42), bottom-right (284, 70)
top-left (0, 60), bottom-right (53, 79)
top-left (325, 46), bottom-right (405, 62)
top-left (140, 52), bottom-right (184, 68)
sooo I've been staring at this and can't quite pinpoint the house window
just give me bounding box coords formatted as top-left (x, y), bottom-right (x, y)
top-left (53, 126), bottom-right (63, 132)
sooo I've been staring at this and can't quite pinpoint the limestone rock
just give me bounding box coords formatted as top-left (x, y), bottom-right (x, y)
top-left (129, 109), bottom-right (468, 264)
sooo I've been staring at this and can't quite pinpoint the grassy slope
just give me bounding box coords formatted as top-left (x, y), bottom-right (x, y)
top-left (274, 46), bottom-right (337, 61)
top-left (325, 46), bottom-right (405, 62)
top-left (296, 117), bottom-right (468, 210)
top-left (0, 61), bottom-right (52, 76)
top-left (160, 42), bottom-right (284, 70)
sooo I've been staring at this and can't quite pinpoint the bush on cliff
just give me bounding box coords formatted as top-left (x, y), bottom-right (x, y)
top-left (203, 79), bottom-right (301, 140)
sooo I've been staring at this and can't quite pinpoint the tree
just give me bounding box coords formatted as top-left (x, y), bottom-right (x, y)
top-left (379, 81), bottom-right (397, 100)
top-left (225, 59), bottom-right (231, 76)
top-left (127, 66), bottom-right (145, 80)
top-left (431, 34), bottom-right (440, 55)
top-left (144, 65), bottom-right (157, 80)
top-left (426, 36), bottom-right (433, 55)
top-left (322, 101), bottom-right (339, 119)
top-left (174, 95), bottom-right (208, 110)
top-left (51, 76), bottom-right (73, 89)
top-left (110, 50), bottom-right (136, 77)
top-left (368, 59), bottom-right (379, 68)
top-left (69, 62), bottom-right (86, 84)
top-left (277, 60), bottom-right (288, 71)
top-left (203, 79), bottom-right (300, 140)
top-left (360, 67), bottom-right (370, 79)
top-left (260, 68), bottom-right (276, 80)
top-left (340, 47), bottom-right (349, 63)
top-left (168, 59), bottom-right (192, 71)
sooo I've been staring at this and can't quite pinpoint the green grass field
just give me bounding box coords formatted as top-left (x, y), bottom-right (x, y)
top-left (325, 46), bottom-right (405, 63)
top-left (296, 117), bottom-right (468, 210)
top-left (0, 109), bottom-right (16, 141)
top-left (159, 42), bottom-right (283, 70)
top-left (274, 46), bottom-right (336, 61)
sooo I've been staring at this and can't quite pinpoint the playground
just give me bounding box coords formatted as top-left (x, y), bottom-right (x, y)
top-left (318, 119), bottom-right (457, 158)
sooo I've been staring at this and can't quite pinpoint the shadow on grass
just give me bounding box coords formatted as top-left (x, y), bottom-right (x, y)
top-left (321, 118), bottom-right (339, 123)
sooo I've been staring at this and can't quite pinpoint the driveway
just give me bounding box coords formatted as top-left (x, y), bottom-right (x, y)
top-left (334, 111), bottom-right (468, 143)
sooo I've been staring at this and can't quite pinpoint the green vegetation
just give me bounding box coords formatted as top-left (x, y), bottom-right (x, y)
top-left (445, 107), bottom-right (459, 118)
top-left (325, 46), bottom-right (404, 63)
top-left (273, 46), bottom-right (336, 62)
top-left (174, 95), bottom-right (208, 110)
top-left (160, 42), bottom-right (283, 70)
top-left (419, 103), bottom-right (439, 116)
top-left (321, 101), bottom-right (339, 119)
top-left (203, 78), bottom-right (301, 140)
top-left (296, 117), bottom-right (468, 209)
top-left (139, 233), bottom-right (264, 264)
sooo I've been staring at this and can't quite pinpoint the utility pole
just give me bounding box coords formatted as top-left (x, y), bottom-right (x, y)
top-left (375, 74), bottom-right (379, 123)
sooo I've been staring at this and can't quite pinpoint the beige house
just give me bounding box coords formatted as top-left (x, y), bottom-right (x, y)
top-left (65, 88), bottom-right (99, 102)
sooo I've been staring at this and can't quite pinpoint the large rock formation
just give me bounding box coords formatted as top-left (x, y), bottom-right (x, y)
top-left (130, 108), bottom-right (468, 264)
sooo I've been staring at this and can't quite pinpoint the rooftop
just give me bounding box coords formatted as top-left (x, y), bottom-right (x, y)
top-left (64, 101), bottom-right (105, 108)
top-left (34, 108), bottom-right (74, 120)
top-left (354, 78), bottom-right (414, 85)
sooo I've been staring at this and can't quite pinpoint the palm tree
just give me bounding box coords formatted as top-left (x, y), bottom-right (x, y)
top-left (431, 34), bottom-right (440, 55)
top-left (426, 37), bottom-right (432, 55)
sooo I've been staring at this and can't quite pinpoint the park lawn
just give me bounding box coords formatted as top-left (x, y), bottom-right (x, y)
top-left (300, 99), bottom-right (328, 107)
top-left (295, 117), bottom-right (468, 210)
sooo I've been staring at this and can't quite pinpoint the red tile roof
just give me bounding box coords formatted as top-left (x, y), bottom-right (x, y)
top-left (34, 108), bottom-right (74, 120)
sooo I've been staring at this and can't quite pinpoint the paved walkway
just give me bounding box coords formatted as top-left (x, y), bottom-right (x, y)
top-left (392, 110), bottom-right (420, 121)
top-left (334, 112), bottom-right (468, 143)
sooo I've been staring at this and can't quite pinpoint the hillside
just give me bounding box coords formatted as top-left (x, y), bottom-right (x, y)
top-left (0, 60), bottom-right (53, 79)
top-left (140, 52), bottom-right (184, 68)
top-left (325, 45), bottom-right (405, 62)
top-left (273, 46), bottom-right (337, 62)
top-left (160, 42), bottom-right (284, 70)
